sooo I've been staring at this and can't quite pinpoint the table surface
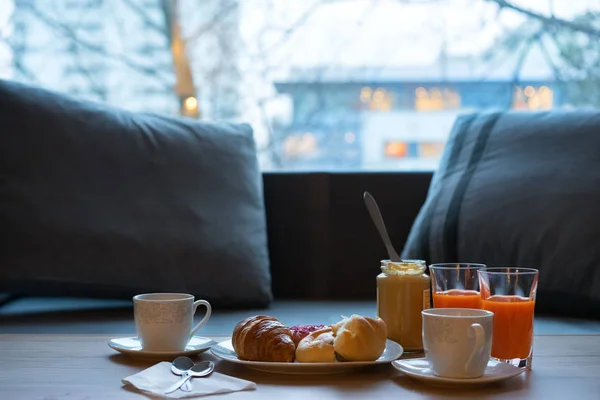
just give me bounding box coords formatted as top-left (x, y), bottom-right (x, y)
top-left (0, 334), bottom-right (599, 399)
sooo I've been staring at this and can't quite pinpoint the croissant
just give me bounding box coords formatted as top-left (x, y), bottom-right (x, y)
top-left (232, 315), bottom-right (296, 362)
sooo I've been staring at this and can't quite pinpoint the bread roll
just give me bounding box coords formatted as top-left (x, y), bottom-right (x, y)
top-left (331, 315), bottom-right (387, 361)
top-left (295, 327), bottom-right (335, 363)
top-left (232, 315), bottom-right (296, 362)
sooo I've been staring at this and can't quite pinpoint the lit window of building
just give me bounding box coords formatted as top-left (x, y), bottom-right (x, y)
top-left (513, 86), bottom-right (553, 110)
top-left (283, 133), bottom-right (318, 158)
top-left (414, 87), bottom-right (461, 111)
top-left (359, 86), bottom-right (393, 111)
top-left (419, 142), bottom-right (445, 158)
top-left (385, 141), bottom-right (407, 158)
top-left (360, 87), bottom-right (373, 103)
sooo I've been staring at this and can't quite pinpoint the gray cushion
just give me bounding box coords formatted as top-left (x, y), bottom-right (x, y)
top-left (401, 111), bottom-right (600, 318)
top-left (0, 79), bottom-right (272, 308)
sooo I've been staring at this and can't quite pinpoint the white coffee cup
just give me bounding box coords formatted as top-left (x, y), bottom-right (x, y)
top-left (422, 308), bottom-right (493, 379)
top-left (133, 293), bottom-right (212, 352)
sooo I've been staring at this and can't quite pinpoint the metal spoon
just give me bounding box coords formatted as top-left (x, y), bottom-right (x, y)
top-left (164, 361), bottom-right (215, 394)
top-left (171, 356), bottom-right (194, 392)
top-left (363, 191), bottom-right (401, 262)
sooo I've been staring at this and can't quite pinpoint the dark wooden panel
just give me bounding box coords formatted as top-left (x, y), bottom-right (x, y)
top-left (263, 172), bottom-right (433, 300)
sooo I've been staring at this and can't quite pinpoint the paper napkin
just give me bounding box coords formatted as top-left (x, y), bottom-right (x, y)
top-left (122, 362), bottom-right (256, 399)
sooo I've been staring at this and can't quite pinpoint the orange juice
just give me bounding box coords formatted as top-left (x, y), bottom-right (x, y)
top-left (481, 295), bottom-right (535, 359)
top-left (433, 289), bottom-right (482, 309)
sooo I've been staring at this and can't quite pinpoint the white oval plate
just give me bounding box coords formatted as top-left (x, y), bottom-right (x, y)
top-left (210, 339), bottom-right (403, 375)
top-left (392, 358), bottom-right (525, 386)
top-left (108, 336), bottom-right (215, 360)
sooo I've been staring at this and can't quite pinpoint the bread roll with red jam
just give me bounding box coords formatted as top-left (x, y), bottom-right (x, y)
top-left (290, 324), bottom-right (327, 345)
top-left (295, 327), bottom-right (335, 363)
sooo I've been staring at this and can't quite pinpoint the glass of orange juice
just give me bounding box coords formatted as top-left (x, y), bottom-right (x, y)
top-left (478, 267), bottom-right (539, 370)
top-left (430, 263), bottom-right (486, 309)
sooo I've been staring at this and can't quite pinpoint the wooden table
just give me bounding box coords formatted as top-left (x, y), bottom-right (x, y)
top-left (0, 334), bottom-right (599, 399)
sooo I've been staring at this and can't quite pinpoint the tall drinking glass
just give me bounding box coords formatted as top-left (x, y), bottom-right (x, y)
top-left (478, 267), bottom-right (539, 370)
top-left (430, 263), bottom-right (486, 309)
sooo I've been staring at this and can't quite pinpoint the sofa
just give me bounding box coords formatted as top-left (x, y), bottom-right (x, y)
top-left (1, 80), bottom-right (600, 336)
top-left (2, 170), bottom-right (600, 336)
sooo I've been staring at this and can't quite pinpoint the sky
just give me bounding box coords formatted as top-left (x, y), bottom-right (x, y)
top-left (1, 0), bottom-right (598, 78)
top-left (240, 0), bottom-right (600, 72)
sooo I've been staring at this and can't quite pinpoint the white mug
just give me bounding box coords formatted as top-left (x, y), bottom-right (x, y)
top-left (133, 293), bottom-right (212, 352)
top-left (422, 308), bottom-right (493, 379)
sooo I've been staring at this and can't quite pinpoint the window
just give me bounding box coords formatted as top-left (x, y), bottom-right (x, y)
top-left (513, 86), bottom-right (554, 110)
top-left (283, 133), bottom-right (318, 159)
top-left (414, 87), bottom-right (461, 111)
top-left (419, 142), bottom-right (446, 159)
top-left (360, 87), bottom-right (394, 111)
top-left (0, 0), bottom-right (598, 171)
top-left (385, 142), bottom-right (408, 158)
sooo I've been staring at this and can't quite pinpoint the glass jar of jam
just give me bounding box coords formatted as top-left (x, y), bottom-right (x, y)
top-left (376, 259), bottom-right (430, 352)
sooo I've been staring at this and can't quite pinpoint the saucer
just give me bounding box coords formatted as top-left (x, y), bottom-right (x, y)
top-left (392, 358), bottom-right (525, 386)
top-left (108, 336), bottom-right (216, 360)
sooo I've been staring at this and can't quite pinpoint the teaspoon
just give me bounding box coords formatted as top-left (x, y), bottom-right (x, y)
top-left (164, 360), bottom-right (215, 394)
top-left (363, 191), bottom-right (401, 262)
top-left (171, 356), bottom-right (194, 392)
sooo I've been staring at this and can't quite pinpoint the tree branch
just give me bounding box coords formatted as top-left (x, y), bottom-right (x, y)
top-left (122, 0), bottom-right (168, 38)
top-left (159, 0), bottom-right (175, 44)
top-left (512, 31), bottom-right (542, 82)
top-left (12, 58), bottom-right (39, 83)
top-left (537, 35), bottom-right (566, 82)
top-left (184, 0), bottom-right (239, 43)
top-left (262, 0), bottom-right (325, 56)
top-left (486, 0), bottom-right (600, 38)
top-left (70, 43), bottom-right (106, 99)
top-left (23, 2), bottom-right (173, 88)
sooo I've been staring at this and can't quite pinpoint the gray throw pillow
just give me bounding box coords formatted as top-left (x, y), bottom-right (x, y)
top-left (402, 110), bottom-right (600, 317)
top-left (0, 79), bottom-right (272, 308)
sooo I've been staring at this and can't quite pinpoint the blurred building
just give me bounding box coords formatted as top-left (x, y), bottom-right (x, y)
top-left (274, 45), bottom-right (564, 171)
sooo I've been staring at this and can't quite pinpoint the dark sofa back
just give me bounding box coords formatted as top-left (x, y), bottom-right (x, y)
top-left (0, 80), bottom-right (272, 308)
top-left (263, 172), bottom-right (433, 300)
top-left (401, 110), bottom-right (600, 318)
